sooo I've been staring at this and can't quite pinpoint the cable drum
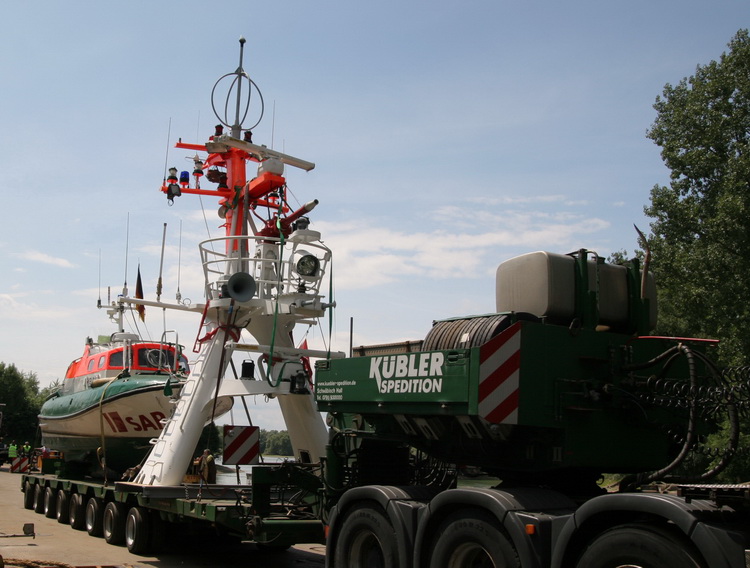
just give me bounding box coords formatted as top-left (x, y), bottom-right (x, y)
top-left (422, 314), bottom-right (537, 351)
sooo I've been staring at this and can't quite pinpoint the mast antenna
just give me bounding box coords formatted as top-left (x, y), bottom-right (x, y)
top-left (272, 100), bottom-right (276, 149)
top-left (211, 36), bottom-right (264, 138)
top-left (97, 249), bottom-right (102, 309)
top-left (123, 213), bottom-right (130, 296)
top-left (232, 36), bottom-right (246, 138)
top-left (162, 118), bottom-right (172, 182)
top-left (176, 220), bottom-right (183, 303)
top-left (157, 223), bottom-right (167, 302)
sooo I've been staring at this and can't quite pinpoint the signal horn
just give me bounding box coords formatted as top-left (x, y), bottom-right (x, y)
top-left (226, 272), bottom-right (257, 302)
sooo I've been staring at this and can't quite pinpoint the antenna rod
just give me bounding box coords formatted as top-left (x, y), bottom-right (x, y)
top-left (271, 100), bottom-right (276, 149)
top-left (349, 317), bottom-right (354, 358)
top-left (232, 37), bottom-right (247, 138)
top-left (123, 213), bottom-right (130, 296)
top-left (176, 220), bottom-right (183, 302)
top-left (163, 118), bottom-right (172, 181)
top-left (157, 222), bottom-right (167, 301)
top-left (97, 249), bottom-right (102, 309)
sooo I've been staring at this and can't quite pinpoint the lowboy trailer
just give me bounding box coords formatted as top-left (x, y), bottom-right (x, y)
top-left (22, 250), bottom-right (750, 567)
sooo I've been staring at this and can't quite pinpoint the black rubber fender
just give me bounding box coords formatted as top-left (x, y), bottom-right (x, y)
top-left (550, 492), bottom-right (729, 568)
top-left (413, 486), bottom-right (576, 568)
top-left (326, 485), bottom-right (434, 568)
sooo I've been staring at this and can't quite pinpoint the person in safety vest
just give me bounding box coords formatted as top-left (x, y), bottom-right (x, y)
top-left (8, 441), bottom-right (18, 459)
top-left (196, 449), bottom-right (216, 484)
top-left (22, 442), bottom-right (31, 457)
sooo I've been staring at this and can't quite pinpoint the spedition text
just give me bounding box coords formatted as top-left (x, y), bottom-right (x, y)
top-left (370, 353), bottom-right (445, 394)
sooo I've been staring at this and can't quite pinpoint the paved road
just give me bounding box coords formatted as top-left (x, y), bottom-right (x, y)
top-left (0, 463), bottom-right (325, 568)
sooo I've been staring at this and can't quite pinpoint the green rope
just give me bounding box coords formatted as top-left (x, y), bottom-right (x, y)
top-left (327, 261), bottom-right (334, 359)
top-left (266, 194), bottom-right (286, 388)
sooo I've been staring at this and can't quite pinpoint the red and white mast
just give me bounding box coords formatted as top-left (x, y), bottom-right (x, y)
top-left (134, 38), bottom-right (338, 486)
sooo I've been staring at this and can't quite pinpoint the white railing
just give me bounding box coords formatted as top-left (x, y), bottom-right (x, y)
top-left (198, 231), bottom-right (331, 302)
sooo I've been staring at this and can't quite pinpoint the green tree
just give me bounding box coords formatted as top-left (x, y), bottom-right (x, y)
top-left (645, 30), bottom-right (750, 481)
top-left (0, 362), bottom-right (44, 444)
top-left (645, 29), bottom-right (750, 367)
top-left (259, 429), bottom-right (292, 456)
top-left (193, 423), bottom-right (223, 459)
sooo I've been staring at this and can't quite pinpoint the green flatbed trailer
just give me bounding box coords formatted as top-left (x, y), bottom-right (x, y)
top-left (21, 461), bottom-right (327, 553)
top-left (21, 251), bottom-right (750, 567)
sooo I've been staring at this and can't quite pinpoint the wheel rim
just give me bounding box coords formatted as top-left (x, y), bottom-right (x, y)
top-left (350, 530), bottom-right (386, 568)
top-left (446, 542), bottom-right (495, 568)
top-left (125, 513), bottom-right (136, 546)
top-left (69, 494), bottom-right (78, 524)
top-left (86, 502), bottom-right (94, 530)
top-left (56, 491), bottom-right (67, 520)
top-left (103, 509), bottom-right (112, 535)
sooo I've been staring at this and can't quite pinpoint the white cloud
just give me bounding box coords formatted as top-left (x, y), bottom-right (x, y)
top-left (0, 292), bottom-right (81, 324)
top-left (315, 208), bottom-right (611, 291)
top-left (14, 250), bottom-right (76, 268)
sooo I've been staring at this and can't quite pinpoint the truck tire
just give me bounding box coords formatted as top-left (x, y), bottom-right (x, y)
top-left (103, 501), bottom-right (126, 545)
top-left (125, 506), bottom-right (151, 554)
top-left (85, 497), bottom-right (104, 537)
top-left (575, 523), bottom-right (705, 568)
top-left (56, 489), bottom-right (69, 524)
top-left (333, 503), bottom-right (399, 568)
top-left (43, 486), bottom-right (57, 518)
top-left (69, 493), bottom-right (86, 530)
top-left (33, 483), bottom-right (45, 513)
top-left (23, 481), bottom-right (35, 510)
top-left (428, 509), bottom-right (519, 568)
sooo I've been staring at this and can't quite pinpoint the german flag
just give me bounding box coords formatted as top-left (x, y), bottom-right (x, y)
top-left (135, 265), bottom-right (145, 322)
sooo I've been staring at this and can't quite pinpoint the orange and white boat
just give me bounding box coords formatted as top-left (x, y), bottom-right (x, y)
top-left (39, 287), bottom-right (233, 478)
top-left (38, 323), bottom-right (190, 478)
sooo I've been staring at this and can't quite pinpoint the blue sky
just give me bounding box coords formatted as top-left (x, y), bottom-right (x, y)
top-left (0, 1), bottom-right (747, 429)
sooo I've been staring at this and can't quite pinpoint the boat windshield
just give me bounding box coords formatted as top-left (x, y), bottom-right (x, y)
top-left (134, 346), bottom-right (188, 373)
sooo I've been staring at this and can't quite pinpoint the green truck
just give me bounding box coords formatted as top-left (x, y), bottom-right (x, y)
top-left (22, 251), bottom-right (750, 567)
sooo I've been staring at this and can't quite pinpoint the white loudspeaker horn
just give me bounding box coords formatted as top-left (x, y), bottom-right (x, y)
top-left (227, 272), bottom-right (257, 302)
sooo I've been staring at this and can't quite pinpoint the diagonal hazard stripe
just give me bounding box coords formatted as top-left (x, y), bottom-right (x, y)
top-left (479, 322), bottom-right (521, 365)
top-left (484, 388), bottom-right (519, 423)
top-left (225, 425), bottom-right (255, 455)
top-left (223, 425), bottom-right (260, 465)
top-left (478, 350), bottom-right (520, 400)
top-left (478, 323), bottom-right (522, 425)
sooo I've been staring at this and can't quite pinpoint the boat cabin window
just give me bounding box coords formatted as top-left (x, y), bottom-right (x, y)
top-left (136, 347), bottom-right (176, 370)
top-left (98, 355), bottom-right (106, 369)
top-left (109, 350), bottom-right (124, 369)
top-left (87, 358), bottom-right (96, 372)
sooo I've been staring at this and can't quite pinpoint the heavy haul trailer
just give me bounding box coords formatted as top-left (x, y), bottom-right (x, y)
top-left (314, 250), bottom-right (750, 568)
top-left (20, 464), bottom-right (326, 552)
top-left (19, 250), bottom-right (750, 567)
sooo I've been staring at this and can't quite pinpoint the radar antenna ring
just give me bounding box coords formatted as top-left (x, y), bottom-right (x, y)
top-left (210, 71), bottom-right (265, 133)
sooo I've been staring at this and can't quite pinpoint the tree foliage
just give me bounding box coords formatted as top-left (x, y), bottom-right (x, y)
top-left (645, 30), bottom-right (750, 481)
top-left (259, 429), bottom-right (293, 456)
top-left (645, 29), bottom-right (750, 366)
top-left (0, 362), bottom-right (46, 444)
top-left (194, 423), bottom-right (223, 459)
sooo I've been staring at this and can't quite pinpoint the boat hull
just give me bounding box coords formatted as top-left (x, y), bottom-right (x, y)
top-left (39, 378), bottom-right (181, 476)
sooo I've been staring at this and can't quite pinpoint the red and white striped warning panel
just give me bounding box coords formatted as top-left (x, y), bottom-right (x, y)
top-left (222, 425), bottom-right (260, 465)
top-left (478, 322), bottom-right (521, 425)
top-left (10, 457), bottom-right (29, 473)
